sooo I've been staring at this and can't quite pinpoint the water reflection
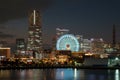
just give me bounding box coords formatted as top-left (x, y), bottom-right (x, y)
top-left (55, 68), bottom-right (84, 80)
top-left (108, 69), bottom-right (120, 80)
top-left (115, 69), bottom-right (119, 80)
top-left (85, 69), bottom-right (108, 80)
top-left (0, 69), bottom-right (119, 80)
top-left (74, 68), bottom-right (77, 78)
top-left (55, 69), bottom-right (74, 80)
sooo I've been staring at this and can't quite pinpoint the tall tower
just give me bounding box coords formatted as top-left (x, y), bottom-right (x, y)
top-left (27, 10), bottom-right (42, 57)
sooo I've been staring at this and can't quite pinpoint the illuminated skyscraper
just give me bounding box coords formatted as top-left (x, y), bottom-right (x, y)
top-left (91, 38), bottom-right (104, 54)
top-left (75, 35), bottom-right (83, 51)
top-left (27, 10), bottom-right (42, 56)
top-left (16, 38), bottom-right (25, 50)
top-left (16, 38), bottom-right (26, 54)
top-left (82, 39), bottom-right (92, 52)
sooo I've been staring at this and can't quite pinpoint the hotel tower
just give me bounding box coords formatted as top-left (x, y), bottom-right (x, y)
top-left (27, 10), bottom-right (42, 58)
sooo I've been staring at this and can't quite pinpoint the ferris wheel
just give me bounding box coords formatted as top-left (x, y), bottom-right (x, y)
top-left (56, 34), bottom-right (80, 52)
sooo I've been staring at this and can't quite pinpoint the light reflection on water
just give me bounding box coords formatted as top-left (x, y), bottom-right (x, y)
top-left (0, 69), bottom-right (119, 80)
top-left (55, 68), bottom-right (83, 80)
top-left (115, 69), bottom-right (119, 80)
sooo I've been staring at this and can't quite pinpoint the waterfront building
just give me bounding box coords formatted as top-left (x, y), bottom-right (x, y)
top-left (108, 53), bottom-right (120, 67)
top-left (27, 10), bottom-right (43, 59)
top-left (0, 47), bottom-right (11, 59)
top-left (91, 38), bottom-right (104, 54)
top-left (75, 35), bottom-right (83, 52)
top-left (81, 39), bottom-right (92, 52)
top-left (16, 38), bottom-right (26, 55)
top-left (84, 57), bottom-right (108, 66)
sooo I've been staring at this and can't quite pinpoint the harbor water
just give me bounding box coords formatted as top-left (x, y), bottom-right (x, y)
top-left (0, 68), bottom-right (119, 80)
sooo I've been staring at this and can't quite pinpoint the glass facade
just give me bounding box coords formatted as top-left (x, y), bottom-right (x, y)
top-left (27, 10), bottom-right (42, 53)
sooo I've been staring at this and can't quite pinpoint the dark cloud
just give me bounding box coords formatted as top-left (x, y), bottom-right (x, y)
top-left (0, 25), bottom-right (6, 29)
top-left (0, 31), bottom-right (14, 38)
top-left (0, 0), bottom-right (55, 23)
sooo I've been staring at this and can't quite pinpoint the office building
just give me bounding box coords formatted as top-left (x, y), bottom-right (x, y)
top-left (91, 38), bottom-right (104, 54)
top-left (0, 47), bottom-right (11, 59)
top-left (82, 39), bottom-right (92, 52)
top-left (16, 38), bottom-right (26, 54)
top-left (27, 10), bottom-right (43, 58)
top-left (76, 35), bottom-right (83, 51)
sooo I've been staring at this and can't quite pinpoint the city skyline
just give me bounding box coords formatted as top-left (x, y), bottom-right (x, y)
top-left (0, 0), bottom-right (120, 47)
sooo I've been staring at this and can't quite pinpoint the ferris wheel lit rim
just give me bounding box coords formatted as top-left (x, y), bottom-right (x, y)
top-left (56, 34), bottom-right (79, 52)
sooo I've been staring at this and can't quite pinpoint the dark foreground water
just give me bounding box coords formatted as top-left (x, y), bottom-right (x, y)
top-left (0, 68), bottom-right (119, 80)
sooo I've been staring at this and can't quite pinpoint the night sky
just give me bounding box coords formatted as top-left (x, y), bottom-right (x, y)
top-left (0, 0), bottom-right (120, 47)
